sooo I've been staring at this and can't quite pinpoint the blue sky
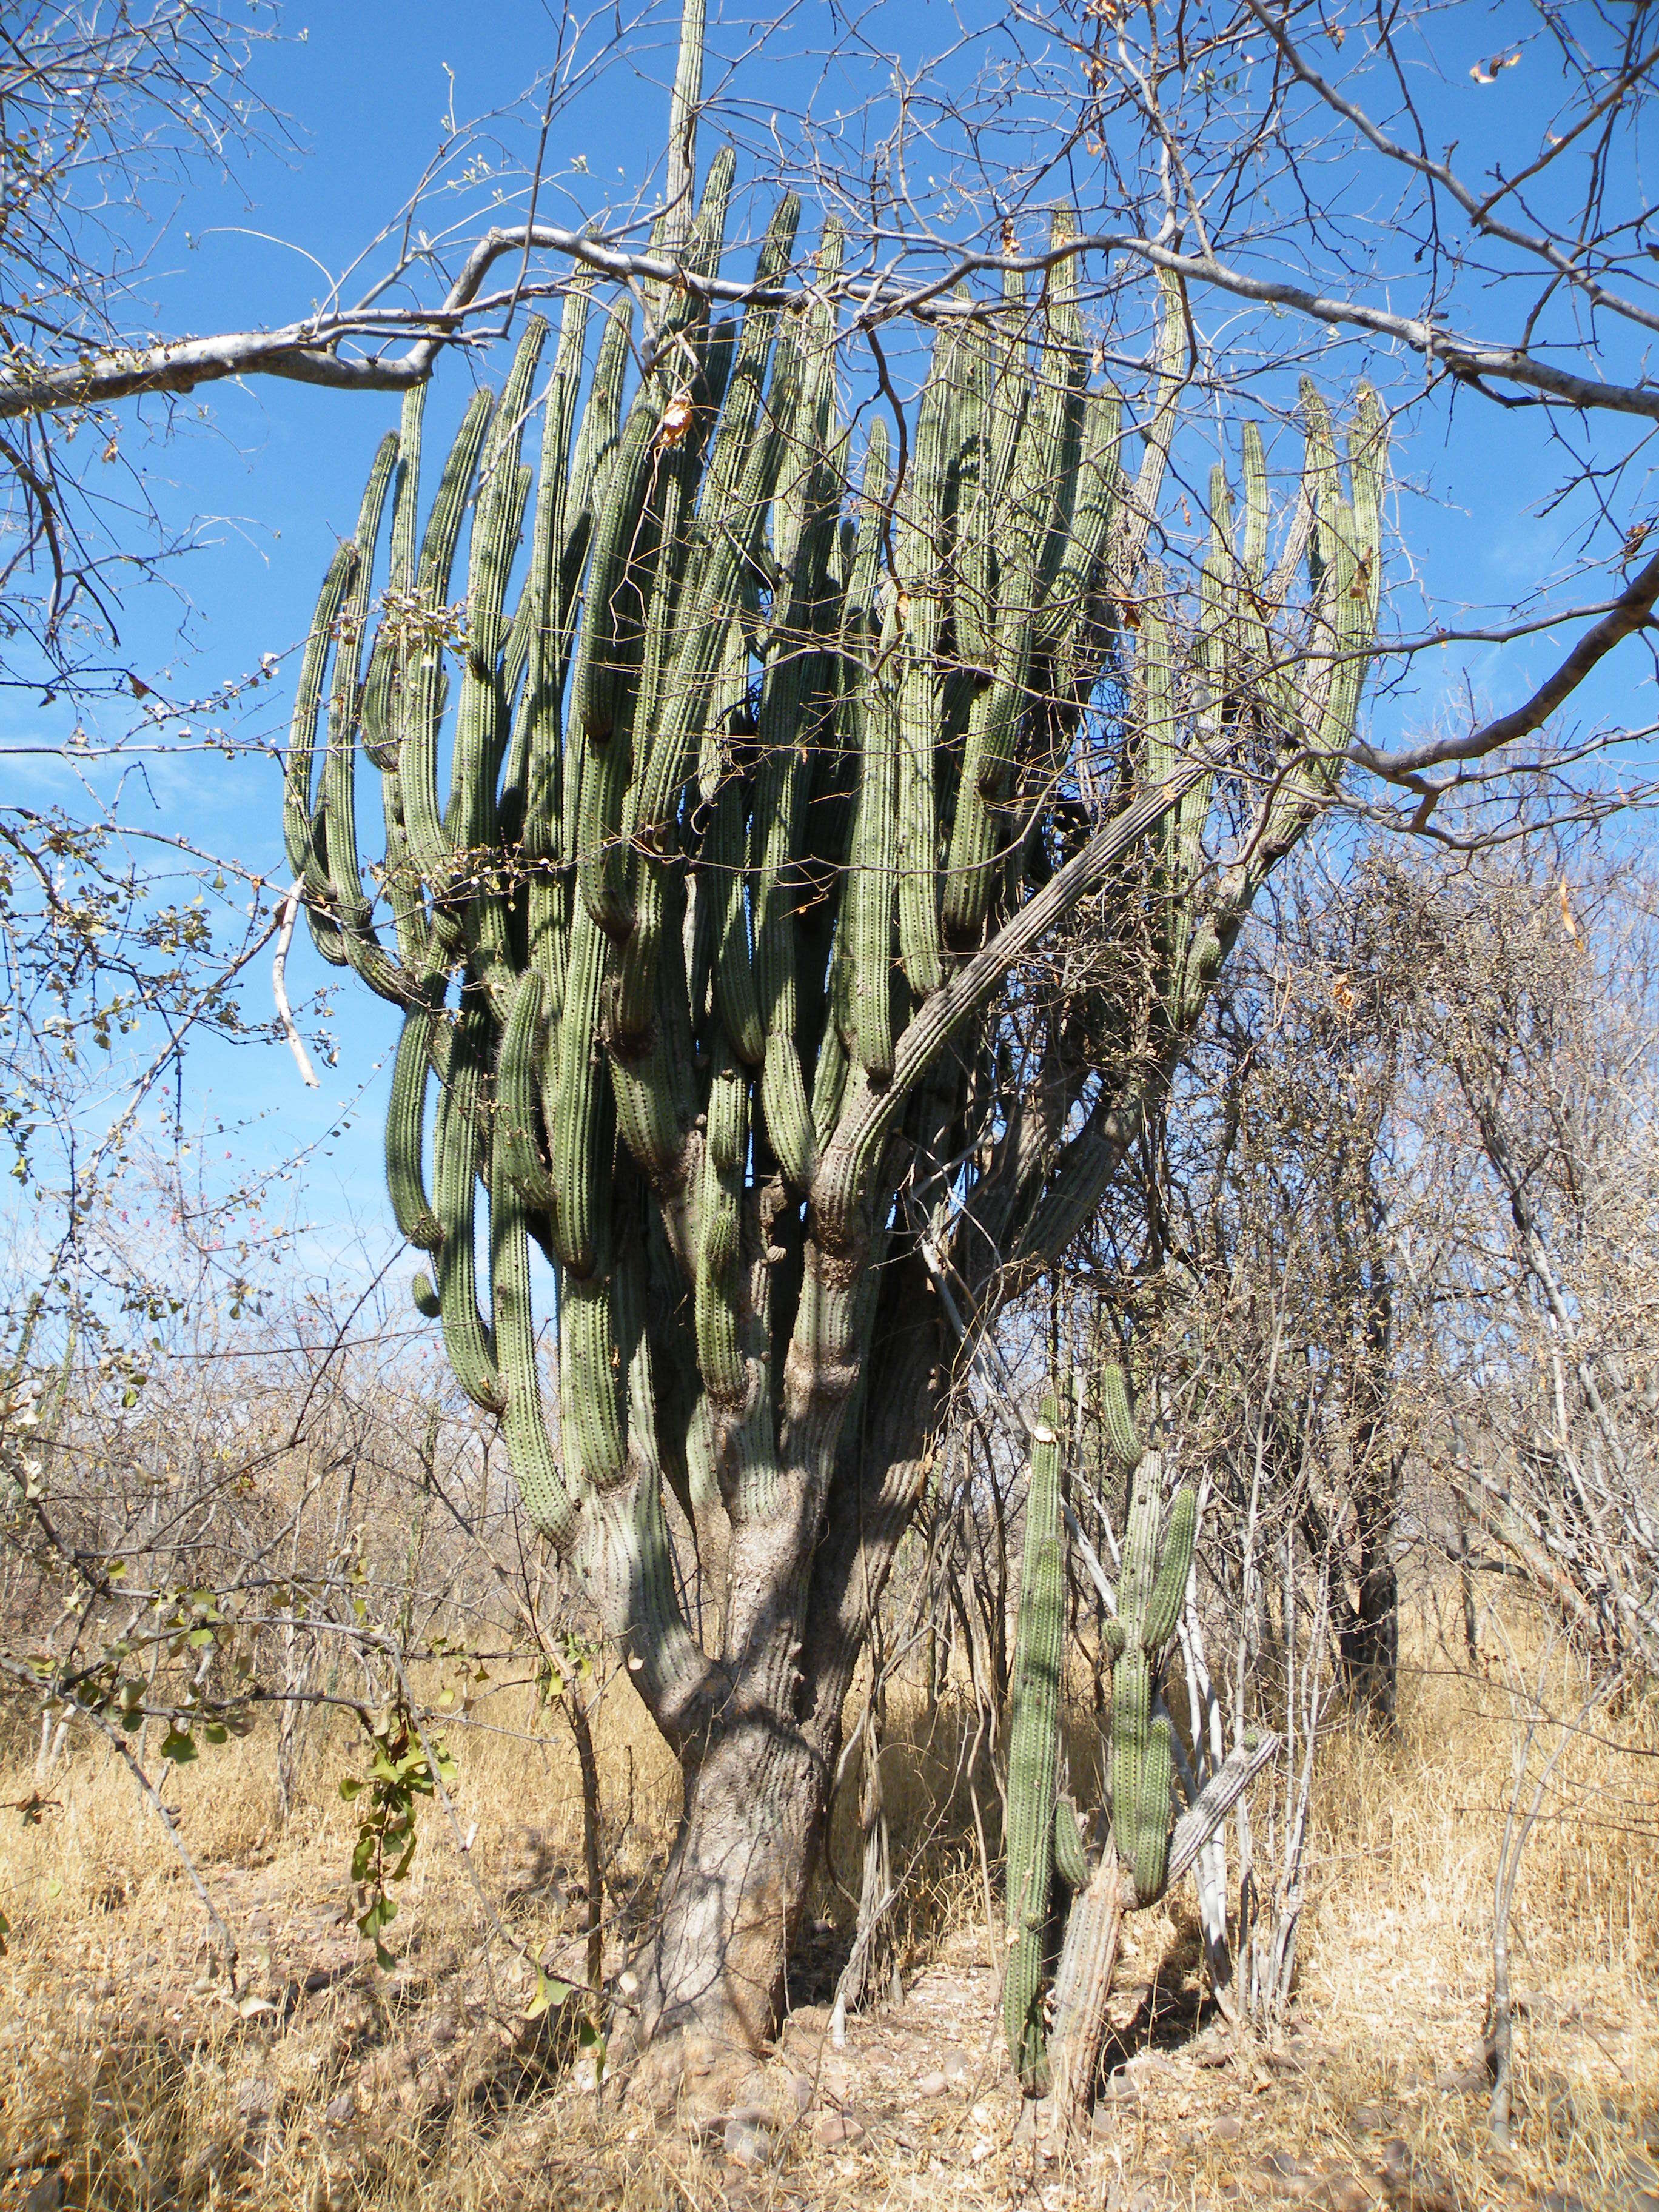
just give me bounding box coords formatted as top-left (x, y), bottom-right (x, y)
top-left (7, 0), bottom-right (1654, 1294)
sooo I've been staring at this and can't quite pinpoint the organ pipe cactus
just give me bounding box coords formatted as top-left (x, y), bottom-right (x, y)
top-left (280, 0), bottom-right (1387, 2064)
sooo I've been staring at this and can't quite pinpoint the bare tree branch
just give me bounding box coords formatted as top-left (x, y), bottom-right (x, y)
top-left (1352, 549), bottom-right (1659, 791)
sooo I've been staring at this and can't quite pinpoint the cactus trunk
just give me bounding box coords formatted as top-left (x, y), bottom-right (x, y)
top-left (628, 1704), bottom-right (828, 2088)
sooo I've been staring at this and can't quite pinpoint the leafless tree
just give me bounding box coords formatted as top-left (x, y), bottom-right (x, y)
top-left (1376, 846), bottom-right (1659, 1671)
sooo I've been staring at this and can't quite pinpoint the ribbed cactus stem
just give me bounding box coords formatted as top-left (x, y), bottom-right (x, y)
top-left (385, 1001), bottom-right (443, 1253)
top-left (431, 1000), bottom-right (504, 1415)
top-left (1100, 1360), bottom-right (1142, 1474)
top-left (941, 265), bottom-right (1071, 944)
top-left (1240, 419), bottom-right (1269, 586)
top-left (1003, 1395), bottom-right (1067, 2094)
top-left (548, 905), bottom-right (612, 1279)
top-left (695, 1049), bottom-right (748, 1401)
top-left (1142, 1487), bottom-right (1197, 1652)
top-left (708, 773), bottom-right (765, 1065)
top-left (894, 342), bottom-right (951, 999)
top-left (1108, 1429), bottom-right (1198, 1906)
top-left (496, 969), bottom-right (557, 1212)
top-left (401, 388), bottom-right (494, 894)
top-left (305, 430), bottom-right (400, 993)
top-left (850, 659), bottom-right (899, 1086)
top-left (1054, 1795), bottom-right (1089, 1892)
top-left (491, 1079), bottom-right (577, 1550)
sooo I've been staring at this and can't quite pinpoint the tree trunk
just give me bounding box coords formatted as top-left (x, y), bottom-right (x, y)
top-left (1339, 1533), bottom-right (1399, 1721)
top-left (625, 1250), bottom-right (943, 2103)
top-left (629, 1706), bottom-right (828, 2104)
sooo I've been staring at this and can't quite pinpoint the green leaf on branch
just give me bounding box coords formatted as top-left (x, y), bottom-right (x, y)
top-left (338, 1703), bottom-right (457, 1972)
top-left (523, 1965), bottom-right (576, 2021)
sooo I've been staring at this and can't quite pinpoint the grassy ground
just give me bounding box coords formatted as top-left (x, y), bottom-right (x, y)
top-left (0, 1605), bottom-right (1654, 2211)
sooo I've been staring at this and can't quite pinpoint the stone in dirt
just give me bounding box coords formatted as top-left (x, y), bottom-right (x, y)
top-left (813, 2110), bottom-right (866, 2148)
top-left (689, 2099), bottom-right (772, 2151)
top-left (723, 2115), bottom-right (772, 2166)
top-left (1432, 2062), bottom-right (1487, 2094)
top-left (1253, 2149), bottom-right (1324, 2201)
top-left (1375, 2137), bottom-right (1460, 2212)
top-left (235, 2071), bottom-right (278, 2122)
top-left (917, 2070), bottom-right (950, 2097)
top-left (1313, 2173), bottom-right (1378, 2212)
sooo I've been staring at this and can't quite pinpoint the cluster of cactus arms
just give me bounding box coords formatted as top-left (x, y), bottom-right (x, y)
top-left (999, 1363), bottom-right (1195, 2090)
top-left (278, 4), bottom-right (1387, 1898)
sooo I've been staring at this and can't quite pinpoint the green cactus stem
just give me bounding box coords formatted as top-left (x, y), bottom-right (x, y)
top-left (1003, 1395), bottom-right (1068, 2094)
top-left (1099, 1367), bottom-right (1198, 1906)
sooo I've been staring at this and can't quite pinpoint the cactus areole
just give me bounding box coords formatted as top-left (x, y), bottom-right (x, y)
top-left (280, 0), bottom-right (1386, 2093)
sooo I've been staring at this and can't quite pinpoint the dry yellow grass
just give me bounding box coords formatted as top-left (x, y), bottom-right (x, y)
top-left (0, 1596), bottom-right (1653, 2210)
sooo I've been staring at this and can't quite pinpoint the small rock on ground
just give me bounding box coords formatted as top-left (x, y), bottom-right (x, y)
top-left (1316, 2175), bottom-right (1377, 2212)
top-left (723, 2116), bottom-right (772, 2166)
top-left (1255, 2150), bottom-right (1323, 2200)
top-left (813, 2110), bottom-right (866, 2149)
top-left (1434, 2065), bottom-right (1488, 2094)
top-left (1376, 2138), bottom-right (1460, 2212)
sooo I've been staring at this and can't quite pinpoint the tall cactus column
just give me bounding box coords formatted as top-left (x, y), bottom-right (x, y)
top-left (1004, 1396), bottom-right (1069, 2093)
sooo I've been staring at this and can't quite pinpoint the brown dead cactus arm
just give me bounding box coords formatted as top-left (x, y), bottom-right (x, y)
top-left (277, 0), bottom-right (1389, 2090)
